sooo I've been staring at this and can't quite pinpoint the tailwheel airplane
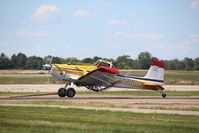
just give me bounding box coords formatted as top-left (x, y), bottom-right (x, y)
top-left (43, 59), bottom-right (166, 98)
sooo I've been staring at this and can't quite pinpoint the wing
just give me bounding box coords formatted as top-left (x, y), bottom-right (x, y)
top-left (77, 66), bottom-right (120, 86)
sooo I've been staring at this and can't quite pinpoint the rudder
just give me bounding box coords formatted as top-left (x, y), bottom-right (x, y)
top-left (144, 59), bottom-right (164, 81)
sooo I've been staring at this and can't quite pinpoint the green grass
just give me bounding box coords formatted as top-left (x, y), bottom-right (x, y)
top-left (0, 106), bottom-right (199, 133)
top-left (138, 106), bottom-right (199, 111)
top-left (0, 100), bottom-right (130, 109)
top-left (1, 91), bottom-right (199, 97)
top-left (138, 106), bottom-right (199, 112)
top-left (0, 75), bottom-right (61, 84)
top-left (164, 71), bottom-right (199, 85)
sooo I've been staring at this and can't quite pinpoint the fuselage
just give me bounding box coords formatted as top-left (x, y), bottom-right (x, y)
top-left (50, 64), bottom-right (164, 91)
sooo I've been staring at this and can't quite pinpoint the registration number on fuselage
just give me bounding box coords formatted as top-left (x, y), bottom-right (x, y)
top-left (114, 77), bottom-right (142, 88)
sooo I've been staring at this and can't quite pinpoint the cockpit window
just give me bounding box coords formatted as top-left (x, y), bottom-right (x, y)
top-left (92, 60), bottom-right (117, 69)
top-left (97, 62), bottom-right (110, 67)
top-left (111, 65), bottom-right (117, 69)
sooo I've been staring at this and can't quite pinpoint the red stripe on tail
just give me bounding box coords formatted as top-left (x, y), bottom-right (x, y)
top-left (151, 59), bottom-right (164, 68)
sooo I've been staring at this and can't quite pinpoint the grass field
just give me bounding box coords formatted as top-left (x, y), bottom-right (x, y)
top-left (0, 75), bottom-right (61, 84)
top-left (0, 106), bottom-right (199, 133)
top-left (0, 70), bottom-right (199, 85)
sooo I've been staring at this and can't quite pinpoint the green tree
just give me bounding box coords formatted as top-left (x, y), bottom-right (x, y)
top-left (164, 59), bottom-right (184, 70)
top-left (131, 59), bottom-right (139, 69)
top-left (11, 54), bottom-right (17, 68)
top-left (92, 56), bottom-right (102, 63)
top-left (138, 52), bottom-right (152, 69)
top-left (174, 59), bottom-right (184, 70)
top-left (184, 57), bottom-right (194, 70)
top-left (82, 58), bottom-right (93, 64)
top-left (0, 53), bottom-right (12, 69)
top-left (25, 56), bottom-right (44, 69)
top-left (52, 57), bottom-right (66, 64)
top-left (66, 57), bottom-right (79, 65)
top-left (25, 56), bottom-right (38, 69)
top-left (164, 60), bottom-right (174, 70)
top-left (116, 55), bottom-right (133, 69)
top-left (117, 62), bottom-right (126, 69)
top-left (36, 57), bottom-right (44, 69)
top-left (14, 53), bottom-right (27, 69)
top-left (194, 57), bottom-right (199, 70)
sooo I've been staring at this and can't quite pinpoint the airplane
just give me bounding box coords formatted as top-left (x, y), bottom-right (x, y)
top-left (43, 59), bottom-right (166, 98)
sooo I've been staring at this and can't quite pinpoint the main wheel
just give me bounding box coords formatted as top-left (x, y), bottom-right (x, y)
top-left (58, 88), bottom-right (67, 97)
top-left (66, 88), bottom-right (76, 97)
top-left (162, 93), bottom-right (166, 98)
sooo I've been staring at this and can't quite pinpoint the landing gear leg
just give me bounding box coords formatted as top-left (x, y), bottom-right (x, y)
top-left (159, 91), bottom-right (166, 98)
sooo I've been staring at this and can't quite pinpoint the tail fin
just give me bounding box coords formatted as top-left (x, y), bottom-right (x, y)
top-left (144, 59), bottom-right (164, 81)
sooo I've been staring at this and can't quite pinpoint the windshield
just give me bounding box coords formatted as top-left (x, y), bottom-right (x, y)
top-left (92, 60), bottom-right (117, 69)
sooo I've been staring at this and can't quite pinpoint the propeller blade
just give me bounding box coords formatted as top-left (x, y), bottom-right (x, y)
top-left (49, 56), bottom-right (53, 64)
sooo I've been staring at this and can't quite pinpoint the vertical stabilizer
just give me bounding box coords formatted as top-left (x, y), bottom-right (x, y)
top-left (144, 59), bottom-right (164, 81)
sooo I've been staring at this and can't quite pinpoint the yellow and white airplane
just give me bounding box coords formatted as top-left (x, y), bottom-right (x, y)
top-left (43, 59), bottom-right (166, 98)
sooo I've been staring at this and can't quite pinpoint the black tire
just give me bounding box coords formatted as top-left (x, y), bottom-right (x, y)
top-left (162, 93), bottom-right (166, 98)
top-left (58, 88), bottom-right (67, 97)
top-left (66, 88), bottom-right (76, 97)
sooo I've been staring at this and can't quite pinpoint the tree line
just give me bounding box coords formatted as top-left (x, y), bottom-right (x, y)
top-left (0, 52), bottom-right (199, 70)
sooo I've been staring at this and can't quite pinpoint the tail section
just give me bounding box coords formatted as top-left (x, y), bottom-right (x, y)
top-left (144, 59), bottom-right (164, 82)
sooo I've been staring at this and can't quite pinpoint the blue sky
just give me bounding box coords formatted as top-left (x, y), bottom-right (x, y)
top-left (0, 0), bottom-right (199, 60)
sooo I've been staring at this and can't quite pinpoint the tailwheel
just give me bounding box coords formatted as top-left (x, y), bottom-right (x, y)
top-left (158, 90), bottom-right (166, 98)
top-left (58, 88), bottom-right (67, 97)
top-left (66, 88), bottom-right (76, 97)
top-left (162, 93), bottom-right (166, 98)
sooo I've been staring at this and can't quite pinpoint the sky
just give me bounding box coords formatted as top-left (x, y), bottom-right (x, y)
top-left (0, 0), bottom-right (199, 60)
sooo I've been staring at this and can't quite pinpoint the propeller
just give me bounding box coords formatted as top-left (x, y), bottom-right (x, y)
top-left (42, 56), bottom-right (54, 83)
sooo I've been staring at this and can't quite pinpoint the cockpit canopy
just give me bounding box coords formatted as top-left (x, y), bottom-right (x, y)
top-left (92, 60), bottom-right (116, 69)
